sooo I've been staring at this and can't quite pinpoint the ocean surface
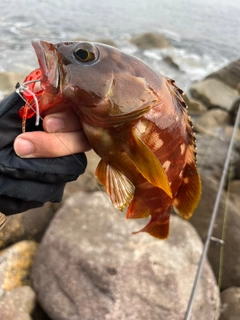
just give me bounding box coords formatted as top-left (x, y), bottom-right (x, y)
top-left (0, 0), bottom-right (240, 90)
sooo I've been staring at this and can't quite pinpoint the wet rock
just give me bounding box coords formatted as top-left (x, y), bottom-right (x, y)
top-left (0, 240), bottom-right (38, 297)
top-left (0, 286), bottom-right (36, 320)
top-left (162, 55), bottom-right (179, 69)
top-left (31, 191), bottom-right (219, 320)
top-left (190, 78), bottom-right (238, 111)
top-left (130, 32), bottom-right (172, 50)
top-left (219, 287), bottom-right (240, 320)
top-left (206, 58), bottom-right (240, 90)
top-left (194, 109), bottom-right (231, 135)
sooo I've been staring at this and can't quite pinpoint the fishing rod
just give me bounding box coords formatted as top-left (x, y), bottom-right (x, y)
top-left (184, 102), bottom-right (240, 320)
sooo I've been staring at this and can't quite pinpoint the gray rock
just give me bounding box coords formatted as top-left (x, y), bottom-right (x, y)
top-left (31, 191), bottom-right (219, 320)
top-left (190, 78), bottom-right (238, 111)
top-left (196, 134), bottom-right (240, 181)
top-left (0, 204), bottom-right (56, 249)
top-left (219, 287), bottom-right (240, 320)
top-left (0, 240), bottom-right (38, 297)
top-left (206, 58), bottom-right (240, 90)
top-left (130, 32), bottom-right (172, 50)
top-left (183, 94), bottom-right (207, 115)
top-left (190, 173), bottom-right (240, 289)
top-left (194, 109), bottom-right (231, 135)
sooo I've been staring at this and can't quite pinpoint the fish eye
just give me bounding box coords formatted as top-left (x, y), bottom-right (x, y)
top-left (74, 43), bottom-right (99, 63)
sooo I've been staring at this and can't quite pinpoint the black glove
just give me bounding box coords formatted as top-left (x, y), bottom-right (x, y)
top-left (0, 91), bottom-right (87, 215)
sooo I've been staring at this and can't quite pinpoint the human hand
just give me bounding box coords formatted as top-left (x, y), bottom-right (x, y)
top-left (0, 92), bottom-right (89, 215)
top-left (14, 110), bottom-right (91, 158)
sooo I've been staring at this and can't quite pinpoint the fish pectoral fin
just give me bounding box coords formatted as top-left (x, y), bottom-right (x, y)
top-left (124, 128), bottom-right (172, 198)
top-left (173, 162), bottom-right (201, 219)
top-left (95, 159), bottom-right (135, 211)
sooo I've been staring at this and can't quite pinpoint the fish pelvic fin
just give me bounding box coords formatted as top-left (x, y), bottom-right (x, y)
top-left (95, 159), bottom-right (135, 211)
top-left (0, 212), bottom-right (8, 230)
top-left (124, 128), bottom-right (172, 198)
top-left (173, 160), bottom-right (201, 220)
top-left (133, 215), bottom-right (170, 239)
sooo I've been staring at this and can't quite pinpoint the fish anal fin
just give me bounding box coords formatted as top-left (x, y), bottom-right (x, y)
top-left (126, 197), bottom-right (150, 219)
top-left (95, 160), bottom-right (135, 211)
top-left (124, 128), bottom-right (172, 198)
top-left (133, 218), bottom-right (170, 239)
top-left (173, 162), bottom-right (201, 220)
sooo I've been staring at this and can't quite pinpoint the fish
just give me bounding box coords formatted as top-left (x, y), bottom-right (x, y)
top-left (19, 40), bottom-right (201, 239)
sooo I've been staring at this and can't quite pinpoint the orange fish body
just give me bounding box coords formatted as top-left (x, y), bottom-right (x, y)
top-left (22, 41), bottom-right (201, 239)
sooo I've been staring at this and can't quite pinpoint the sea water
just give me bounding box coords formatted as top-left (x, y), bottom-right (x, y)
top-left (0, 0), bottom-right (239, 90)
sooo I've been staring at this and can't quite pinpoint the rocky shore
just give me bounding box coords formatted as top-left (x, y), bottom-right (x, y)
top-left (0, 32), bottom-right (240, 320)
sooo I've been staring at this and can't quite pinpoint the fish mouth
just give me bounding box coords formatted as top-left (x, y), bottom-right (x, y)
top-left (32, 40), bottom-right (60, 94)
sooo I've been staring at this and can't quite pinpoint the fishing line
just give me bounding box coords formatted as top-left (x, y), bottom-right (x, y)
top-left (184, 102), bottom-right (240, 320)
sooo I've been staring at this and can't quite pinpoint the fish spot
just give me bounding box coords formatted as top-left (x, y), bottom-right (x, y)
top-left (180, 143), bottom-right (186, 155)
top-left (179, 170), bottom-right (183, 178)
top-left (162, 160), bottom-right (171, 172)
top-left (183, 177), bottom-right (189, 184)
top-left (137, 121), bottom-right (148, 134)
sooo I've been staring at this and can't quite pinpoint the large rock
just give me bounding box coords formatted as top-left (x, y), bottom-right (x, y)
top-left (130, 32), bottom-right (172, 50)
top-left (190, 78), bottom-right (238, 111)
top-left (219, 286), bottom-right (240, 320)
top-left (194, 109), bottom-right (231, 135)
top-left (0, 204), bottom-right (56, 249)
top-left (31, 191), bottom-right (219, 320)
top-left (206, 58), bottom-right (240, 90)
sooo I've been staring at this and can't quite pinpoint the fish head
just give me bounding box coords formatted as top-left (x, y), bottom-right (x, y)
top-left (32, 40), bottom-right (159, 125)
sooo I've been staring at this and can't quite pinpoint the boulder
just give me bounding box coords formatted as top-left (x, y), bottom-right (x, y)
top-left (31, 191), bottom-right (219, 320)
top-left (0, 204), bottom-right (56, 249)
top-left (183, 94), bottom-right (207, 115)
top-left (219, 287), bottom-right (240, 320)
top-left (130, 32), bottom-right (172, 50)
top-left (194, 109), bottom-right (231, 135)
top-left (206, 58), bottom-right (240, 90)
top-left (0, 240), bottom-right (38, 297)
top-left (189, 78), bottom-right (238, 111)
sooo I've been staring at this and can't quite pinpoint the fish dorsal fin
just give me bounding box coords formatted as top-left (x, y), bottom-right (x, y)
top-left (95, 159), bottom-right (135, 211)
top-left (173, 160), bottom-right (201, 220)
top-left (124, 128), bottom-right (172, 198)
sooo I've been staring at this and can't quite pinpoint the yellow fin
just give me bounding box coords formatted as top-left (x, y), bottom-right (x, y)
top-left (133, 218), bottom-right (170, 239)
top-left (124, 128), bottom-right (172, 198)
top-left (95, 159), bottom-right (135, 211)
top-left (173, 162), bottom-right (201, 219)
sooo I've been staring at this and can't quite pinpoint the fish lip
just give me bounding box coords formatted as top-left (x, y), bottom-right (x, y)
top-left (32, 40), bottom-right (60, 94)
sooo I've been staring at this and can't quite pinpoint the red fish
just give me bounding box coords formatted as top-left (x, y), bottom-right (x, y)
top-left (20, 40), bottom-right (201, 239)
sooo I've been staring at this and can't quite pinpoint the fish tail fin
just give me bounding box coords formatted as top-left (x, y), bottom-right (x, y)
top-left (133, 211), bottom-right (170, 239)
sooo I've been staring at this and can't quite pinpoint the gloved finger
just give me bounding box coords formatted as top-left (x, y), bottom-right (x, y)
top-left (43, 110), bottom-right (82, 133)
top-left (14, 130), bottom-right (91, 158)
